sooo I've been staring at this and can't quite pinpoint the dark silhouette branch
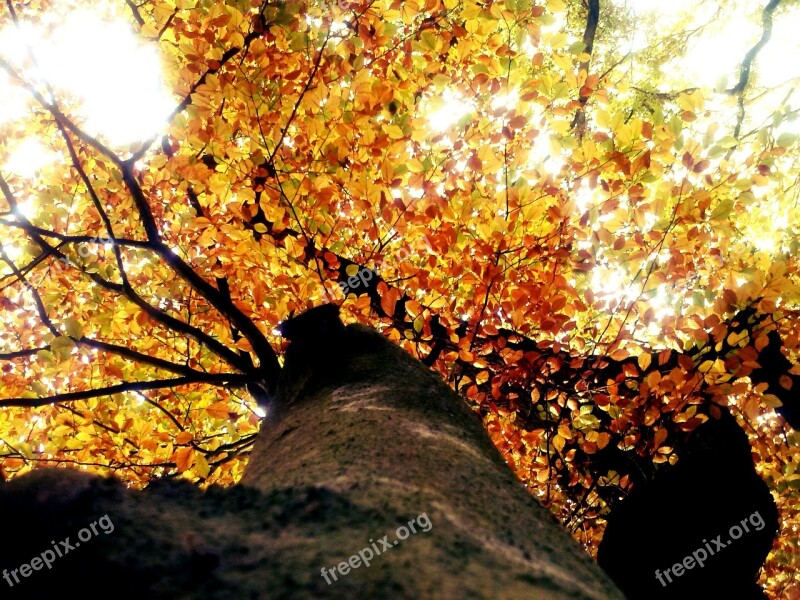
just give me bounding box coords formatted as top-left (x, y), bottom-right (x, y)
top-left (571, 0), bottom-right (600, 136)
top-left (77, 338), bottom-right (213, 378)
top-left (0, 221), bottom-right (151, 249)
top-left (124, 0), bottom-right (145, 26)
top-left (0, 214), bottom-right (278, 387)
top-left (0, 348), bottom-right (42, 360)
top-left (0, 174), bottom-right (251, 373)
top-left (54, 120), bottom-right (135, 287)
top-left (631, 86), bottom-right (699, 101)
top-left (726, 0), bottom-right (783, 95)
top-left (0, 373), bottom-right (250, 408)
top-left (0, 244), bottom-right (238, 389)
top-left (726, 0), bottom-right (783, 142)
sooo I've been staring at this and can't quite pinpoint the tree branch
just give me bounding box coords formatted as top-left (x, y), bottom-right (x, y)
top-left (129, 2), bottom-right (282, 163)
top-left (726, 0), bottom-right (782, 95)
top-left (1, 26), bottom-right (283, 391)
top-left (571, 0), bottom-right (600, 136)
top-left (0, 374), bottom-right (250, 408)
top-left (124, 0), bottom-right (145, 27)
top-left (0, 173), bottom-right (251, 373)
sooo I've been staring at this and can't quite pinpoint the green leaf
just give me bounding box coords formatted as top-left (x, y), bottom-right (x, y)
top-left (36, 349), bottom-right (56, 364)
top-left (51, 335), bottom-right (75, 360)
top-left (776, 132), bottom-right (797, 148)
top-left (568, 41), bottom-right (587, 54)
top-left (64, 317), bottom-right (83, 339)
top-left (710, 198), bottom-right (734, 221)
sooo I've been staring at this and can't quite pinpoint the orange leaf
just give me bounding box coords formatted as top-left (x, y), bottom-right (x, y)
top-left (105, 364), bottom-right (124, 378)
top-left (235, 338), bottom-right (253, 352)
top-left (658, 349), bottom-right (673, 366)
top-left (207, 401), bottom-right (231, 419)
top-left (405, 300), bottom-right (422, 318)
top-left (174, 447), bottom-right (194, 473)
top-left (380, 287), bottom-right (398, 317)
top-left (622, 362), bottom-right (639, 378)
top-left (654, 427), bottom-right (668, 448)
top-left (610, 348), bottom-right (629, 361)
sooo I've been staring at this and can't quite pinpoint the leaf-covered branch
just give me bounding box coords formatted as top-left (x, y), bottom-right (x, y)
top-left (571, 0), bottom-right (600, 136)
top-left (0, 173), bottom-right (251, 373)
top-left (0, 373), bottom-right (249, 408)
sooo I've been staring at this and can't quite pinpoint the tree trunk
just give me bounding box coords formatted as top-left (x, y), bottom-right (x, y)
top-left (0, 309), bottom-right (622, 599)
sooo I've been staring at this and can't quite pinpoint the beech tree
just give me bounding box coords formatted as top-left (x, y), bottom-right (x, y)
top-left (1, 0), bottom-right (799, 596)
top-left (0, 304), bottom-right (627, 597)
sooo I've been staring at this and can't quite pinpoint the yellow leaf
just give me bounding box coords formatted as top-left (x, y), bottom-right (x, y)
top-left (51, 335), bottom-right (75, 359)
top-left (637, 352), bottom-right (652, 371)
top-left (386, 125), bottom-right (405, 140)
top-left (194, 452), bottom-right (210, 478)
top-left (726, 330), bottom-right (748, 347)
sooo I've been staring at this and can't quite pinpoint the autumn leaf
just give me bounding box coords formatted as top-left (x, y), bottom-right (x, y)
top-left (206, 402), bottom-right (233, 420)
top-left (174, 447), bottom-right (194, 473)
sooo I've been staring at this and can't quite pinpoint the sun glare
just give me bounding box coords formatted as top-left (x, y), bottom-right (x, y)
top-left (617, 0), bottom-right (800, 96)
top-left (0, 4), bottom-right (173, 148)
top-left (528, 131), bottom-right (562, 177)
top-left (754, 4), bottom-right (800, 88)
top-left (591, 264), bottom-right (639, 305)
top-left (0, 71), bottom-right (28, 125)
top-left (426, 89), bottom-right (474, 132)
top-left (626, 0), bottom-right (695, 18)
top-left (680, 13), bottom-right (760, 90)
top-left (4, 138), bottom-right (59, 179)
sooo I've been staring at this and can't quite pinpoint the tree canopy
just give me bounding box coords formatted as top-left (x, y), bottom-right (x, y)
top-left (1, 0), bottom-right (799, 595)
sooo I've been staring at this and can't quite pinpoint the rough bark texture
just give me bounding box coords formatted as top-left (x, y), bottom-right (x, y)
top-left (0, 309), bottom-right (622, 599)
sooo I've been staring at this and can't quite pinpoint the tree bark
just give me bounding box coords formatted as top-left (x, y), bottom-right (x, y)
top-left (0, 308), bottom-right (622, 599)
